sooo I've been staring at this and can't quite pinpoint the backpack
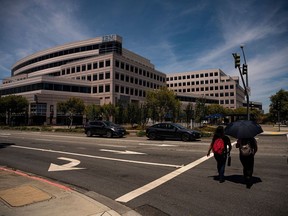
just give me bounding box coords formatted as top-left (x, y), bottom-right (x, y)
top-left (213, 138), bottom-right (225, 155)
top-left (240, 143), bottom-right (253, 156)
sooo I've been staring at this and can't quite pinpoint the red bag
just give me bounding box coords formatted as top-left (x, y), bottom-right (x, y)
top-left (213, 138), bottom-right (225, 155)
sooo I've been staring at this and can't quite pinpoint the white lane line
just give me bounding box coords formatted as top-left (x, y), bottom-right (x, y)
top-left (139, 143), bottom-right (177, 147)
top-left (116, 141), bottom-right (237, 203)
top-left (35, 139), bottom-right (53, 142)
top-left (10, 145), bottom-right (182, 168)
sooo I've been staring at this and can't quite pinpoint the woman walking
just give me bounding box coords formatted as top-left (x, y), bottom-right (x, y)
top-left (236, 138), bottom-right (258, 188)
top-left (207, 126), bottom-right (232, 183)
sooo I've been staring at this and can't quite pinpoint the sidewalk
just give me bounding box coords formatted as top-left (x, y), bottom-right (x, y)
top-left (259, 124), bottom-right (288, 136)
top-left (0, 167), bottom-right (141, 216)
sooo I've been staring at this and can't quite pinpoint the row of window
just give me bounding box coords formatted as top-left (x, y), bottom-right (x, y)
top-left (0, 82), bottom-right (91, 95)
top-left (13, 41), bottom-right (121, 73)
top-left (115, 85), bottom-right (146, 97)
top-left (115, 72), bottom-right (163, 89)
top-left (176, 96), bottom-right (218, 104)
top-left (61, 59), bottom-right (111, 75)
top-left (220, 99), bottom-right (235, 105)
top-left (170, 84), bottom-right (234, 91)
top-left (115, 60), bottom-right (165, 82)
top-left (14, 56), bottom-right (96, 75)
top-left (174, 88), bottom-right (235, 96)
top-left (167, 72), bottom-right (219, 81)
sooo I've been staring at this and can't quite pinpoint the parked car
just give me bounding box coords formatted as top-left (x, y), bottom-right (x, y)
top-left (84, 121), bottom-right (126, 138)
top-left (146, 123), bottom-right (201, 141)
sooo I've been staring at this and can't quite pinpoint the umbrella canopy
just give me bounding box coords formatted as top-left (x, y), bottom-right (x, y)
top-left (224, 120), bottom-right (263, 139)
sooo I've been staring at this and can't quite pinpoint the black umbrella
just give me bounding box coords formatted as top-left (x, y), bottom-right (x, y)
top-left (224, 120), bottom-right (263, 139)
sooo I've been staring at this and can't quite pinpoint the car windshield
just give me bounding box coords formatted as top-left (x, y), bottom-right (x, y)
top-left (104, 121), bottom-right (118, 127)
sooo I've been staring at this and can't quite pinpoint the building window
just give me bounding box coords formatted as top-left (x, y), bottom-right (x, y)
top-left (93, 86), bottom-right (97, 93)
top-left (87, 64), bottom-right (91, 70)
top-left (115, 85), bottom-right (119, 92)
top-left (105, 84), bottom-right (110, 92)
top-left (99, 73), bottom-right (104, 80)
top-left (105, 60), bottom-right (111, 67)
top-left (115, 60), bottom-right (120, 68)
top-left (76, 66), bottom-right (80, 72)
top-left (105, 71), bottom-right (110, 79)
top-left (99, 85), bottom-right (103, 93)
top-left (93, 62), bottom-right (98, 69)
top-left (82, 65), bottom-right (86, 71)
top-left (93, 74), bottom-right (98, 81)
top-left (99, 61), bottom-right (104, 68)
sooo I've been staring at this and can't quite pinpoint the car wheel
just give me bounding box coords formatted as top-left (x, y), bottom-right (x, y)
top-left (181, 133), bottom-right (190, 142)
top-left (106, 131), bottom-right (113, 138)
top-left (86, 130), bottom-right (92, 137)
top-left (148, 132), bottom-right (157, 140)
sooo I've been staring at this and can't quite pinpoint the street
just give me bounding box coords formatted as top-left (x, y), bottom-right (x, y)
top-left (0, 130), bottom-right (287, 216)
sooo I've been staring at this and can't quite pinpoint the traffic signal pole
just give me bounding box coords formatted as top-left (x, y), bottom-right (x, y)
top-left (232, 50), bottom-right (250, 121)
top-left (241, 45), bottom-right (250, 120)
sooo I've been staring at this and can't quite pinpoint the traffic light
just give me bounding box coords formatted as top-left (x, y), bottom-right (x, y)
top-left (233, 53), bottom-right (240, 68)
top-left (242, 64), bottom-right (248, 75)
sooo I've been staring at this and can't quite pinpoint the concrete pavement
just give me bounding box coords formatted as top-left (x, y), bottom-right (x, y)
top-left (0, 167), bottom-right (141, 216)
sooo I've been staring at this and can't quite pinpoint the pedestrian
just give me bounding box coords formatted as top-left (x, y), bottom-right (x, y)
top-left (207, 126), bottom-right (232, 183)
top-left (236, 137), bottom-right (258, 188)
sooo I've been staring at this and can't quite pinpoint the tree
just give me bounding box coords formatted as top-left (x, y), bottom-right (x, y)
top-left (0, 95), bottom-right (28, 125)
top-left (269, 89), bottom-right (288, 123)
top-left (101, 103), bottom-right (116, 121)
top-left (125, 102), bottom-right (140, 128)
top-left (184, 102), bottom-right (194, 126)
top-left (194, 98), bottom-right (207, 123)
top-left (145, 87), bottom-right (180, 122)
top-left (57, 97), bottom-right (85, 128)
top-left (206, 104), bottom-right (226, 115)
top-left (85, 104), bottom-right (101, 121)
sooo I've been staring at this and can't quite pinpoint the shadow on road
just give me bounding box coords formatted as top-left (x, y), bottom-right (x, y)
top-left (210, 174), bottom-right (262, 188)
top-left (0, 143), bottom-right (15, 149)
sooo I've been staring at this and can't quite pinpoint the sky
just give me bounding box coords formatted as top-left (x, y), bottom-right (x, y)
top-left (0, 0), bottom-right (287, 113)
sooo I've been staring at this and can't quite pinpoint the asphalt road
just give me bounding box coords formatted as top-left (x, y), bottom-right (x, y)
top-left (0, 130), bottom-right (287, 216)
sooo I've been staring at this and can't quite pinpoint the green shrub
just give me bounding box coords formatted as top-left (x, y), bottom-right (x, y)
top-left (136, 130), bottom-right (146, 137)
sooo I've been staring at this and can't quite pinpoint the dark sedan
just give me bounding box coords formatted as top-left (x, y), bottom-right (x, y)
top-left (146, 122), bottom-right (201, 141)
top-left (84, 121), bottom-right (126, 138)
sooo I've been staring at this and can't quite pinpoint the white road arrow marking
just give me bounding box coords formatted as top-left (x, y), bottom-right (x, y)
top-left (48, 157), bottom-right (85, 172)
top-left (138, 143), bottom-right (177, 147)
top-left (100, 149), bottom-right (146, 155)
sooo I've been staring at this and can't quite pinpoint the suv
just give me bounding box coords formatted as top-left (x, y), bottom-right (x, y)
top-left (146, 122), bottom-right (201, 141)
top-left (84, 121), bottom-right (126, 138)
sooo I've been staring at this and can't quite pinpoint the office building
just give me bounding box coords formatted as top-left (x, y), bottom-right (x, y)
top-left (166, 69), bottom-right (245, 109)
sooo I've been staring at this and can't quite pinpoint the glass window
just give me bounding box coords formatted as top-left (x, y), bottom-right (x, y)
top-left (105, 60), bottom-right (111, 67)
top-left (82, 65), bottom-right (86, 71)
top-left (99, 85), bottom-right (103, 93)
top-left (105, 84), bottom-right (110, 92)
top-left (99, 73), bottom-right (104, 80)
top-left (93, 62), bottom-right (98, 69)
top-left (93, 74), bottom-right (98, 81)
top-left (105, 71), bottom-right (110, 79)
top-left (99, 61), bottom-right (104, 68)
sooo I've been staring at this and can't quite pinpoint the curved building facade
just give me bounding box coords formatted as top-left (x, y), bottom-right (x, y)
top-left (1, 34), bottom-right (167, 125)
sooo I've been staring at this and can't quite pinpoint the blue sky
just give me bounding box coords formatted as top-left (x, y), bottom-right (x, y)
top-left (0, 0), bottom-right (287, 113)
